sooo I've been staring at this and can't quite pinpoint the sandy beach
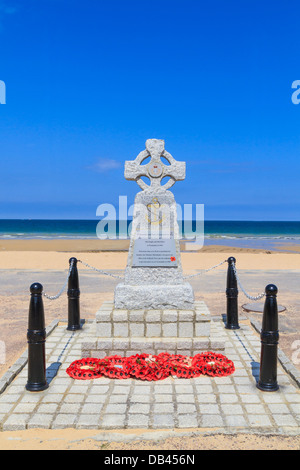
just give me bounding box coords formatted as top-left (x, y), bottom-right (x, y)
top-left (0, 240), bottom-right (299, 450)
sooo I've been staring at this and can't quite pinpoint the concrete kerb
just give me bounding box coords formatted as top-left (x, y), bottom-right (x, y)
top-left (68, 428), bottom-right (300, 443)
top-left (69, 429), bottom-right (298, 444)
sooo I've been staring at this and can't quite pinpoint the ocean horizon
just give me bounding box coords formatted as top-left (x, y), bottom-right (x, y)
top-left (0, 220), bottom-right (299, 249)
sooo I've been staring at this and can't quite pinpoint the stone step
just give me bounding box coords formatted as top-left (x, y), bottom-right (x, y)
top-left (95, 302), bottom-right (211, 339)
top-left (82, 337), bottom-right (225, 358)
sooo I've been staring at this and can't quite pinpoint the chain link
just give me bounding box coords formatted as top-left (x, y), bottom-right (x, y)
top-left (77, 259), bottom-right (125, 280)
top-left (41, 256), bottom-right (265, 302)
top-left (232, 262), bottom-right (265, 301)
top-left (183, 259), bottom-right (227, 279)
top-left (43, 259), bottom-right (74, 300)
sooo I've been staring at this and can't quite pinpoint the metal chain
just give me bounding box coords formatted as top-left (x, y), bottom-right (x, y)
top-left (38, 255), bottom-right (265, 303)
top-left (77, 259), bottom-right (125, 280)
top-left (43, 259), bottom-right (74, 300)
top-left (232, 262), bottom-right (265, 301)
top-left (183, 259), bottom-right (227, 279)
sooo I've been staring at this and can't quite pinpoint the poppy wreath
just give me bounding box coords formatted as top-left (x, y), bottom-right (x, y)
top-left (99, 355), bottom-right (130, 379)
top-left (66, 352), bottom-right (235, 381)
top-left (126, 353), bottom-right (170, 381)
top-left (157, 353), bottom-right (203, 379)
top-left (192, 352), bottom-right (235, 377)
top-left (66, 358), bottom-right (103, 380)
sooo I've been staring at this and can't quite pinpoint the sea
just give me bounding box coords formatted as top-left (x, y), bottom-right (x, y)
top-left (0, 219), bottom-right (300, 251)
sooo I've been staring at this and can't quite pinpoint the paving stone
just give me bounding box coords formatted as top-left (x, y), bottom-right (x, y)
top-left (0, 403), bottom-right (15, 413)
top-left (175, 384), bottom-right (194, 394)
top-left (217, 383), bottom-right (236, 392)
top-left (219, 394), bottom-right (239, 403)
top-left (108, 394), bottom-right (129, 404)
top-left (128, 403), bottom-right (150, 414)
top-left (105, 403), bottom-right (127, 414)
top-left (162, 323), bottom-right (177, 337)
top-left (225, 415), bottom-right (248, 427)
top-left (146, 323), bottom-right (161, 337)
top-left (101, 414), bottom-right (126, 428)
top-left (220, 404), bottom-right (244, 415)
top-left (127, 414), bottom-right (149, 427)
top-left (2, 414), bottom-right (29, 431)
top-left (247, 414), bottom-right (272, 427)
top-left (240, 394), bottom-right (261, 404)
top-left (145, 311), bottom-right (161, 322)
top-left (40, 394), bottom-right (65, 403)
top-left (201, 414), bottom-right (224, 427)
top-left (114, 323), bottom-right (129, 337)
top-left (130, 323), bottom-right (145, 336)
top-left (153, 403), bottom-right (174, 413)
top-left (195, 384), bottom-right (214, 393)
top-left (28, 414), bottom-right (53, 429)
top-left (154, 394), bottom-right (173, 403)
top-left (130, 394), bottom-right (151, 404)
top-left (153, 414), bottom-right (175, 428)
top-left (195, 393), bottom-right (217, 403)
top-left (13, 402), bottom-right (38, 413)
top-left (85, 394), bottom-right (107, 403)
top-left (272, 414), bottom-right (298, 427)
top-left (177, 414), bottom-right (198, 428)
top-left (36, 403), bottom-right (59, 414)
top-left (59, 403), bottom-right (82, 414)
top-left (177, 403), bottom-right (197, 414)
top-left (244, 404), bottom-right (266, 414)
top-left (51, 414), bottom-right (77, 429)
top-left (198, 404), bottom-right (220, 414)
top-left (176, 394), bottom-right (196, 404)
top-left (76, 414), bottom-right (101, 428)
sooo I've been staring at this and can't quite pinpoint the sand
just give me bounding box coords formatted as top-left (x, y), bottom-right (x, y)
top-left (0, 428), bottom-right (299, 450)
top-left (0, 239), bottom-right (299, 450)
top-left (0, 239), bottom-right (300, 270)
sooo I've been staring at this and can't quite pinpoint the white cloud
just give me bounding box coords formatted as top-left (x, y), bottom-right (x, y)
top-left (0, 1), bottom-right (18, 31)
top-left (88, 158), bottom-right (122, 173)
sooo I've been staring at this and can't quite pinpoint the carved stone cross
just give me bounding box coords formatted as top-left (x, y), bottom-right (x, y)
top-left (124, 139), bottom-right (186, 191)
top-left (114, 138), bottom-right (194, 310)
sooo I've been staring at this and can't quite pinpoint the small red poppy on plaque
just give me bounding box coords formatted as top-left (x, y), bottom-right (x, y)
top-left (170, 257), bottom-right (176, 262)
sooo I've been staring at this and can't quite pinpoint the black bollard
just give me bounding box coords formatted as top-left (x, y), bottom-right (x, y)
top-left (26, 283), bottom-right (48, 392)
top-left (257, 284), bottom-right (279, 392)
top-left (225, 257), bottom-right (240, 329)
top-left (67, 257), bottom-right (81, 331)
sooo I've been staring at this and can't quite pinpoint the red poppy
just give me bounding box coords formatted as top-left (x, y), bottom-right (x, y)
top-left (99, 355), bottom-right (130, 379)
top-left (170, 257), bottom-right (176, 262)
top-left (66, 351), bottom-right (235, 381)
top-left (66, 358), bottom-right (103, 380)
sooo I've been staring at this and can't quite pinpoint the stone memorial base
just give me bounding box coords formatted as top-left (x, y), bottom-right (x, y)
top-left (114, 282), bottom-right (194, 310)
top-left (82, 300), bottom-right (225, 358)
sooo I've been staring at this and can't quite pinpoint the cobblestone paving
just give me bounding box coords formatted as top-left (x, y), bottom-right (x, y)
top-left (0, 314), bottom-right (299, 434)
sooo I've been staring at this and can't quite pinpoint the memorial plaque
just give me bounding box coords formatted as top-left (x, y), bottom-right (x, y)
top-left (132, 239), bottom-right (178, 267)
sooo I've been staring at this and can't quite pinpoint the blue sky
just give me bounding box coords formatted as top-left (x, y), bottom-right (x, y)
top-left (0, 0), bottom-right (299, 220)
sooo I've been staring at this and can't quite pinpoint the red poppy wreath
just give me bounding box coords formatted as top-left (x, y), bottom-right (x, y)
top-left (66, 352), bottom-right (235, 381)
top-left (66, 358), bottom-right (103, 380)
top-left (126, 353), bottom-right (170, 381)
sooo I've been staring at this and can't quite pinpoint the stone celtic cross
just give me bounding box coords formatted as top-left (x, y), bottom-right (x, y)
top-left (114, 138), bottom-right (194, 309)
top-left (124, 139), bottom-right (186, 191)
